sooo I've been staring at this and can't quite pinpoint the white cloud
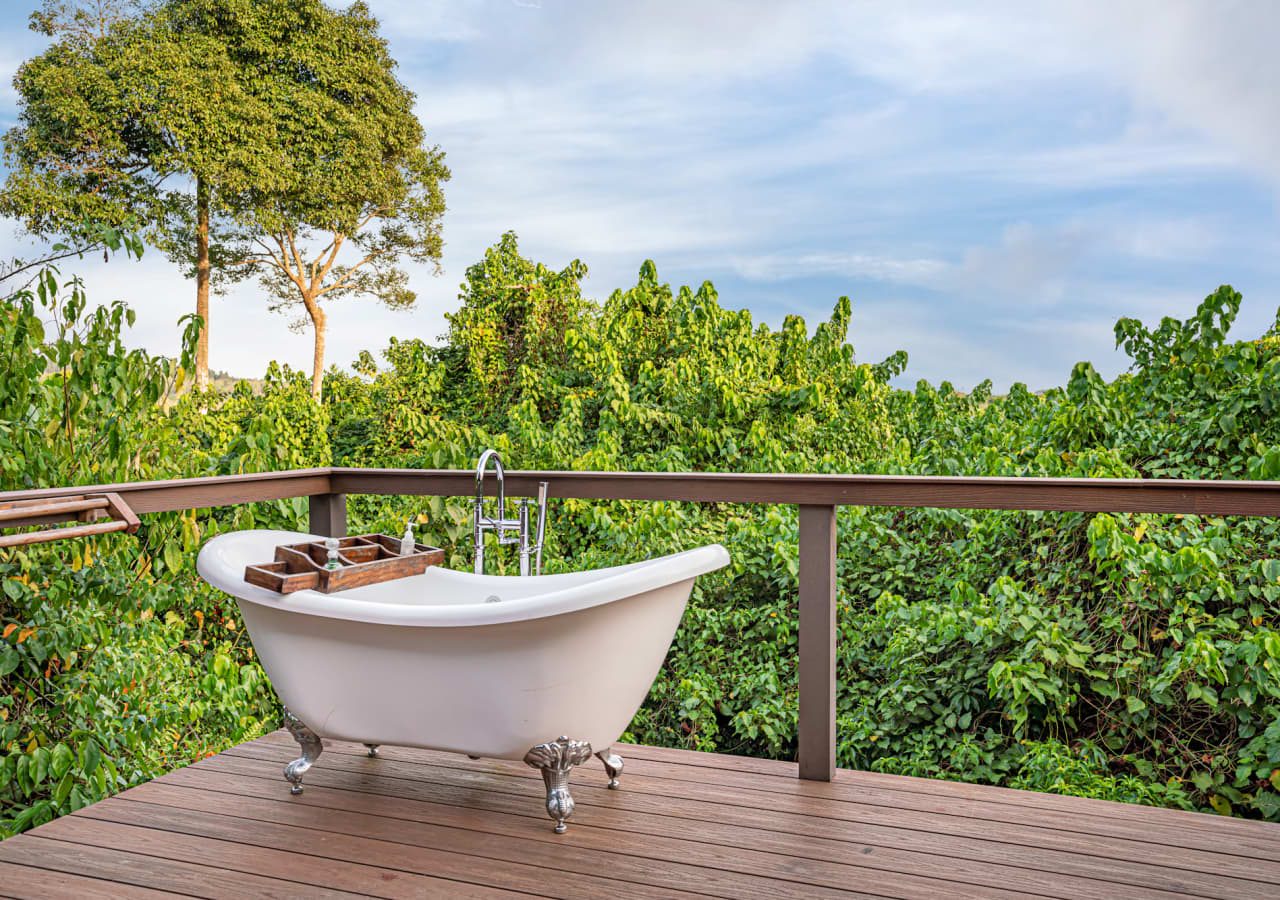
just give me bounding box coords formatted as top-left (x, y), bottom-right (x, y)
top-left (951, 222), bottom-right (1092, 306)
top-left (1064, 1), bottom-right (1280, 184)
top-left (730, 251), bottom-right (947, 285)
top-left (1111, 217), bottom-right (1221, 262)
top-left (367, 1), bottom-right (486, 44)
top-left (0, 0), bottom-right (1276, 390)
top-left (402, 1), bottom-right (1280, 185)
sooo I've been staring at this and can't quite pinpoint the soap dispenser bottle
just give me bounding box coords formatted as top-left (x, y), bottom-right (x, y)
top-left (400, 521), bottom-right (416, 556)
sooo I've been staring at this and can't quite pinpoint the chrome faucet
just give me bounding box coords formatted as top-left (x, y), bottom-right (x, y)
top-left (473, 449), bottom-right (548, 576)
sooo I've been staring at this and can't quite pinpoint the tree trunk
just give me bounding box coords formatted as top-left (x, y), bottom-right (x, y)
top-left (194, 177), bottom-right (211, 390)
top-left (307, 298), bottom-right (326, 402)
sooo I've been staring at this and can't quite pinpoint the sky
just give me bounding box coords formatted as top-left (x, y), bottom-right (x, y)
top-left (1, 0), bottom-right (1278, 391)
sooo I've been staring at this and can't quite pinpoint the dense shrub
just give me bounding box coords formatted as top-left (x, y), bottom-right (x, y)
top-left (2, 235), bottom-right (1279, 834)
top-left (325, 236), bottom-right (1280, 820)
top-left (0, 267), bottom-right (321, 834)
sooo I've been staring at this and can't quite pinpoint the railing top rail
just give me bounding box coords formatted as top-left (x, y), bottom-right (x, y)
top-left (332, 468), bottom-right (1280, 515)
top-left (0, 469), bottom-right (333, 515)
top-left (0, 467), bottom-right (1277, 517)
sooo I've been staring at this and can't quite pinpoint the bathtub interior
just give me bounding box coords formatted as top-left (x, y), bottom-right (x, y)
top-left (198, 529), bottom-right (730, 627)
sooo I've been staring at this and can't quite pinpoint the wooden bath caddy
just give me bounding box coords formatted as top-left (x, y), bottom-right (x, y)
top-left (244, 534), bottom-right (445, 594)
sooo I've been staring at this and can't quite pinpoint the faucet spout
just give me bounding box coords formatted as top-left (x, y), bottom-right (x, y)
top-left (474, 449), bottom-right (513, 574)
top-left (473, 450), bottom-right (550, 576)
top-left (475, 448), bottom-right (506, 513)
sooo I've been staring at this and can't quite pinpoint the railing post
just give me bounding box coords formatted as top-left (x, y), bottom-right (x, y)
top-left (308, 493), bottom-right (347, 537)
top-left (798, 504), bottom-right (837, 781)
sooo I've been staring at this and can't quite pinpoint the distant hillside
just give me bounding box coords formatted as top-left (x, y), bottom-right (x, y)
top-left (208, 370), bottom-right (264, 394)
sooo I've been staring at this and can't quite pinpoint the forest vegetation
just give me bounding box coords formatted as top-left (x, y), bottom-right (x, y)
top-left (1, 231), bottom-right (1278, 834)
top-left (1, 0), bottom-right (1279, 843)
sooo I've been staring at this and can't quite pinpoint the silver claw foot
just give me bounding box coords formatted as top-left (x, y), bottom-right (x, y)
top-left (596, 748), bottom-right (623, 789)
top-left (523, 736), bottom-right (593, 834)
top-left (282, 708), bottom-right (322, 795)
top-left (363, 744), bottom-right (379, 758)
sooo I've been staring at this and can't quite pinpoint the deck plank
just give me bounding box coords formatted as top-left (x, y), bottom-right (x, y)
top-left (46, 807), bottom-right (641, 900)
top-left (0, 733), bottom-right (1277, 900)
top-left (155, 767), bottom-right (1252, 899)
top-left (155, 761), bottom-right (1229, 900)
top-left (617, 740), bottom-right (1280, 842)
top-left (119, 775), bottom-right (1037, 900)
top-left (0, 859), bottom-right (182, 900)
top-left (84, 794), bottom-right (826, 900)
top-left (0, 833), bottom-right (366, 898)
top-left (229, 737), bottom-right (1280, 883)
top-left (255, 733), bottom-right (1277, 862)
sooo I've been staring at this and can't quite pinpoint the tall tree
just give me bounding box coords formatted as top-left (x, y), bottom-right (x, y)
top-left (3, 0), bottom-right (447, 399)
top-left (1, 0), bottom-right (283, 389)
top-left (213, 0), bottom-right (448, 400)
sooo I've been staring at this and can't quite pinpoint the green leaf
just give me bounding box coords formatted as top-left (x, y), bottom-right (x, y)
top-left (50, 743), bottom-right (73, 781)
top-left (51, 772), bottom-right (73, 807)
top-left (1091, 679), bottom-right (1119, 699)
top-left (162, 540), bottom-right (183, 574)
top-left (32, 748), bottom-right (48, 786)
top-left (1253, 791), bottom-right (1280, 819)
top-left (81, 739), bottom-right (102, 777)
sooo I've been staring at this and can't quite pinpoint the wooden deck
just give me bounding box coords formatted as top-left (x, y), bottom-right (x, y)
top-left (0, 731), bottom-right (1278, 898)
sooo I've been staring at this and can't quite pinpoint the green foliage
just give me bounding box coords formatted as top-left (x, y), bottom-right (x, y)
top-left (0, 543), bottom-right (271, 834)
top-left (0, 257), bottom-right (339, 836)
top-left (3, 0), bottom-right (448, 398)
top-left (329, 246), bottom-right (1280, 822)
top-left (3, 230), bottom-right (1279, 836)
top-left (170, 362), bottom-right (330, 477)
top-left (1, 0), bottom-right (283, 275)
top-left (0, 263), bottom-right (281, 836)
top-left (0, 265), bottom-right (175, 489)
top-left (441, 232), bottom-right (588, 422)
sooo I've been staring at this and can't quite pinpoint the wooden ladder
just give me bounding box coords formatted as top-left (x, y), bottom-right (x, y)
top-left (0, 493), bottom-right (141, 549)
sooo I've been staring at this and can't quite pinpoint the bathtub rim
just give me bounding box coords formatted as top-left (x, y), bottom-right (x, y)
top-left (197, 528), bottom-right (729, 627)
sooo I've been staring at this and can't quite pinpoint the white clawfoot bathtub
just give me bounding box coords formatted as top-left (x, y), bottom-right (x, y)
top-left (197, 529), bottom-right (729, 832)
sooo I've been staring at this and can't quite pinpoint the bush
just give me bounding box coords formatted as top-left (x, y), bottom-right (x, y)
top-left (3, 236), bottom-right (1279, 834)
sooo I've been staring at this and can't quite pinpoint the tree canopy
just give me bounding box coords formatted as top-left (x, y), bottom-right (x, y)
top-left (2, 0), bottom-right (287, 387)
top-left (213, 0), bottom-right (449, 399)
top-left (1, 0), bottom-right (446, 396)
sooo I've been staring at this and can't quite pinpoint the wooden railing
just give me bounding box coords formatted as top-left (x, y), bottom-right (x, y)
top-left (3, 467), bottom-right (1280, 781)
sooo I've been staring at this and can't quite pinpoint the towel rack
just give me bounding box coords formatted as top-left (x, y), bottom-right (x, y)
top-left (0, 492), bottom-right (140, 549)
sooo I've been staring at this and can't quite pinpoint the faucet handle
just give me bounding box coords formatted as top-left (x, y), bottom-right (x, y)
top-left (532, 481), bottom-right (549, 575)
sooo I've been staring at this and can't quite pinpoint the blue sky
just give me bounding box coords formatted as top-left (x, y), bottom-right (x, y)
top-left (2, 1), bottom-right (1278, 390)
